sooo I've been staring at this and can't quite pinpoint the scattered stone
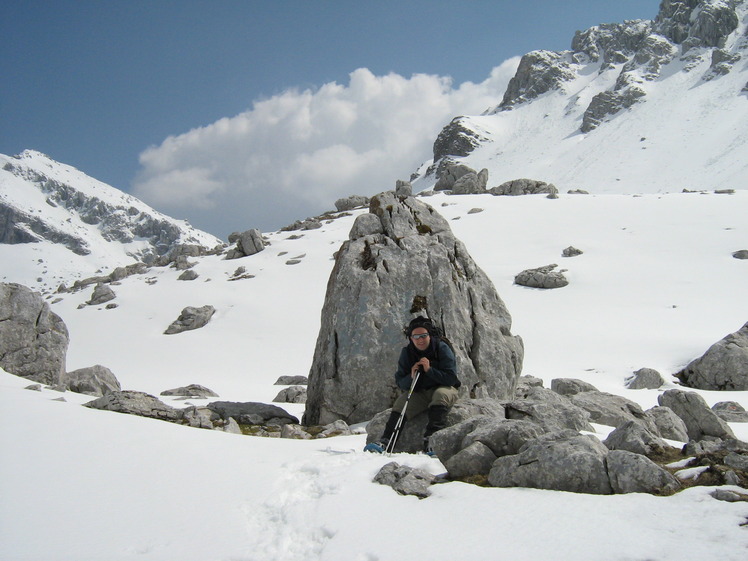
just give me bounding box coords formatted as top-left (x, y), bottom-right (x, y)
top-left (732, 250), bottom-right (748, 259)
top-left (514, 264), bottom-right (569, 289)
top-left (25, 384), bottom-right (42, 391)
top-left (66, 365), bottom-right (121, 397)
top-left (489, 178), bottom-right (558, 197)
top-left (550, 378), bottom-right (598, 396)
top-left (675, 322), bottom-right (748, 391)
top-left (273, 386), bottom-right (307, 404)
top-left (87, 283), bottom-right (116, 306)
top-left (626, 367), bottom-right (665, 389)
top-left (177, 270), bottom-right (199, 281)
top-left (712, 401), bottom-right (748, 423)
top-left (373, 462), bottom-right (437, 499)
top-left (164, 305), bottom-right (216, 335)
top-left (335, 195), bottom-right (370, 212)
top-left (603, 420), bottom-right (672, 457)
top-left (658, 389), bottom-right (735, 441)
top-left (84, 391), bottom-right (182, 422)
top-left (562, 246), bottom-right (583, 257)
top-left (160, 384), bottom-right (219, 398)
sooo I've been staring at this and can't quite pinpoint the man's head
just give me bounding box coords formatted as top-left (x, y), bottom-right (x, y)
top-left (406, 317), bottom-right (433, 351)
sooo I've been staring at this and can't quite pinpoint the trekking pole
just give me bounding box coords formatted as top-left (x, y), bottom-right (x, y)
top-left (385, 367), bottom-right (421, 455)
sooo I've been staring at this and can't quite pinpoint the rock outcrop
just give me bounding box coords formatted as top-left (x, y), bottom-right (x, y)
top-left (164, 305), bottom-right (216, 335)
top-left (0, 282), bottom-right (69, 386)
top-left (675, 322), bottom-right (748, 390)
top-left (304, 192), bottom-right (523, 426)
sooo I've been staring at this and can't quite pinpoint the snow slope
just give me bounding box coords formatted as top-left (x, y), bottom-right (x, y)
top-left (1, 189), bottom-right (748, 561)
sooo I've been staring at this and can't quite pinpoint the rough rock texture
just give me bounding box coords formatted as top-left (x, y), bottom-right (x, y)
top-left (603, 421), bottom-right (672, 457)
top-left (335, 195), bottom-right (370, 211)
top-left (489, 178), bottom-right (558, 197)
top-left (160, 384), bottom-right (219, 398)
top-left (626, 367), bottom-right (665, 389)
top-left (712, 401), bottom-right (748, 423)
top-left (304, 192), bottom-right (523, 426)
top-left (606, 450), bottom-right (681, 494)
top-left (488, 432), bottom-right (614, 494)
top-left (505, 386), bottom-right (594, 433)
top-left (514, 264), bottom-right (569, 289)
top-left (451, 169), bottom-right (489, 194)
top-left (434, 163), bottom-right (478, 192)
top-left (499, 50), bottom-right (577, 109)
top-left (226, 229), bottom-right (265, 259)
top-left (273, 386), bottom-right (307, 404)
top-left (164, 305), bottom-right (216, 335)
top-left (0, 282), bottom-right (69, 385)
top-left (569, 391), bottom-right (658, 433)
top-left (550, 378), bottom-right (598, 396)
top-left (84, 391), bottom-right (183, 422)
top-left (431, 121), bottom-right (488, 180)
top-left (66, 365), bottom-right (121, 396)
top-left (87, 283), bottom-right (116, 306)
top-left (207, 401), bottom-right (299, 426)
top-left (646, 406), bottom-right (690, 442)
top-left (373, 462), bottom-right (437, 499)
top-left (675, 322), bottom-right (748, 390)
top-left (658, 389), bottom-right (735, 441)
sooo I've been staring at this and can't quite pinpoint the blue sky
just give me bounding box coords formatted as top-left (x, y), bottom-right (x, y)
top-left (2, 0), bottom-right (660, 237)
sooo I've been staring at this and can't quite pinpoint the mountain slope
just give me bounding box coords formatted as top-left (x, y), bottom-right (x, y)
top-left (415, 0), bottom-right (748, 194)
top-left (1, 150), bottom-right (222, 288)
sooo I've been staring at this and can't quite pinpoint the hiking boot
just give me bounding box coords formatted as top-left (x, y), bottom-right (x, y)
top-left (363, 440), bottom-right (388, 454)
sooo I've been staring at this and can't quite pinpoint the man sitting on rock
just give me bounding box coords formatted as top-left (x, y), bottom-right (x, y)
top-left (365, 316), bottom-right (460, 454)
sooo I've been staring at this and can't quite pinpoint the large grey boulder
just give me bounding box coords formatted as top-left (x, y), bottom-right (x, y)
top-left (226, 228), bottom-right (265, 259)
top-left (66, 365), bottom-right (121, 396)
top-left (603, 420), bottom-right (672, 457)
top-left (160, 384), bottom-right (219, 398)
top-left (675, 322), bottom-right (748, 390)
top-left (0, 283), bottom-right (69, 386)
top-left (658, 389), bottom-right (735, 441)
top-left (304, 192), bottom-right (523, 426)
top-left (488, 432), bottom-right (613, 494)
top-left (451, 169), bottom-right (489, 195)
top-left (646, 406), bottom-right (689, 442)
top-left (606, 450), bottom-right (681, 495)
top-left (569, 391), bottom-right (659, 433)
top-left (489, 178), bottom-right (558, 197)
top-left (434, 163), bottom-right (476, 191)
top-left (335, 195), bottom-right (370, 211)
top-left (207, 401), bottom-right (299, 426)
top-left (626, 367), bottom-right (665, 389)
top-left (164, 305), bottom-right (216, 335)
top-left (505, 387), bottom-right (594, 433)
top-left (87, 283), bottom-right (116, 306)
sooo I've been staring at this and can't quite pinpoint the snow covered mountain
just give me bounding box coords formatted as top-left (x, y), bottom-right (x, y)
top-left (0, 150), bottom-right (222, 288)
top-left (414, 0), bottom-right (748, 194)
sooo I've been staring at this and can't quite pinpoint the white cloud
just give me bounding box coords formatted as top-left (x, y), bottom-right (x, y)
top-left (132, 59), bottom-right (520, 238)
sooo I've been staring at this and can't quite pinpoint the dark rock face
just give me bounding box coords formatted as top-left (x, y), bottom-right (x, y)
top-left (499, 51), bottom-right (577, 109)
top-left (304, 192), bottom-right (523, 426)
top-left (0, 282), bottom-right (69, 386)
